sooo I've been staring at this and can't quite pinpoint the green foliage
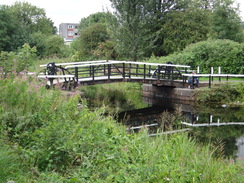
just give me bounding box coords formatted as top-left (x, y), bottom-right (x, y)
top-left (0, 43), bottom-right (37, 77)
top-left (162, 8), bottom-right (209, 54)
top-left (76, 23), bottom-right (110, 60)
top-left (16, 43), bottom-right (37, 73)
top-left (29, 32), bottom-right (46, 57)
top-left (150, 39), bottom-right (244, 74)
top-left (0, 5), bottom-right (17, 51)
top-left (110, 0), bottom-right (244, 59)
top-left (194, 83), bottom-right (244, 103)
top-left (209, 0), bottom-right (244, 42)
top-left (0, 51), bottom-right (15, 77)
top-left (44, 35), bottom-right (70, 58)
top-left (0, 2), bottom-right (56, 56)
top-left (0, 77), bottom-right (243, 182)
top-left (0, 143), bottom-right (32, 182)
top-left (79, 12), bottom-right (113, 32)
top-left (109, 0), bottom-right (150, 60)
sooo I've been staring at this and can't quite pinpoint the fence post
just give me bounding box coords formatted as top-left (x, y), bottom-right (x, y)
top-left (211, 67), bottom-right (214, 81)
top-left (108, 64), bottom-right (111, 80)
top-left (209, 75), bottom-right (211, 88)
top-left (75, 67), bottom-right (78, 82)
top-left (143, 64), bottom-right (146, 80)
top-left (157, 65), bottom-right (160, 80)
top-left (123, 62), bottom-right (125, 79)
top-left (136, 64), bottom-right (139, 76)
top-left (92, 66), bottom-right (95, 82)
top-left (218, 66), bottom-right (221, 82)
top-left (129, 63), bottom-right (131, 79)
top-left (148, 65), bottom-right (151, 77)
top-left (103, 64), bottom-right (106, 75)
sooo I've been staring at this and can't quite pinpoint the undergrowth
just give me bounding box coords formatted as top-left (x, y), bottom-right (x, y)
top-left (193, 83), bottom-right (244, 104)
top-left (0, 77), bottom-right (243, 182)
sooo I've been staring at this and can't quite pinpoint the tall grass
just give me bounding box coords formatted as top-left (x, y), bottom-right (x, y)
top-left (0, 77), bottom-right (243, 182)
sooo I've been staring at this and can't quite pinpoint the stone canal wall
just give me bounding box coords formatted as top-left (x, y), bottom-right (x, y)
top-left (142, 84), bottom-right (196, 101)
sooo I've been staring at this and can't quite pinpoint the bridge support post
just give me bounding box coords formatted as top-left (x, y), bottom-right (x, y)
top-left (123, 63), bottom-right (125, 79)
top-left (108, 64), bottom-right (111, 80)
top-left (75, 67), bottom-right (78, 82)
top-left (209, 75), bottom-right (211, 88)
top-left (129, 63), bottom-right (131, 80)
top-left (143, 64), bottom-right (146, 80)
top-left (92, 66), bottom-right (95, 83)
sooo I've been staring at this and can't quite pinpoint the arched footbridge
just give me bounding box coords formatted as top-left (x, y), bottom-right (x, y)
top-left (37, 60), bottom-right (244, 89)
top-left (38, 60), bottom-right (191, 88)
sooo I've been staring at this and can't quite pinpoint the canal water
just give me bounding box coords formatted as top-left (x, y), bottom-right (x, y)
top-left (118, 98), bottom-right (244, 161)
top-left (84, 83), bottom-right (244, 161)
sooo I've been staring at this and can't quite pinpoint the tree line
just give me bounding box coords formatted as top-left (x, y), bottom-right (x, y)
top-left (0, 2), bottom-right (68, 58)
top-left (0, 0), bottom-right (244, 64)
top-left (74, 0), bottom-right (243, 62)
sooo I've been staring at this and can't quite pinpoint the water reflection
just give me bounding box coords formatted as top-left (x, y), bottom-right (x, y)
top-left (118, 98), bottom-right (244, 160)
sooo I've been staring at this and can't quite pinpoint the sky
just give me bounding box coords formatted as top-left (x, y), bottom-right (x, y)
top-left (1, 0), bottom-right (244, 29)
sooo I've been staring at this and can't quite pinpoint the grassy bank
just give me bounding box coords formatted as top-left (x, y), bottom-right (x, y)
top-left (193, 83), bottom-right (244, 104)
top-left (0, 77), bottom-right (243, 182)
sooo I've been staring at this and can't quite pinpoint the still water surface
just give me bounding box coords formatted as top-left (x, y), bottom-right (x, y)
top-left (118, 98), bottom-right (244, 161)
top-left (86, 84), bottom-right (244, 161)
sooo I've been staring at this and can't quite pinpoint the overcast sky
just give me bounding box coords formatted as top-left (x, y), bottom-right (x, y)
top-left (1, 0), bottom-right (244, 29)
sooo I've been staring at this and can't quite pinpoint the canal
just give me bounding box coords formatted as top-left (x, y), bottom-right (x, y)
top-left (83, 83), bottom-right (244, 162)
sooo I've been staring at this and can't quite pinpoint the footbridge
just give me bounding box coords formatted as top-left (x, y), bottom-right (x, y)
top-left (38, 60), bottom-right (191, 89)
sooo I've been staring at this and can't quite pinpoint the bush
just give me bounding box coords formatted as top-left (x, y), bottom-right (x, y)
top-left (147, 39), bottom-right (244, 74)
top-left (0, 78), bottom-right (243, 182)
top-left (194, 83), bottom-right (244, 104)
top-left (0, 43), bottom-right (37, 77)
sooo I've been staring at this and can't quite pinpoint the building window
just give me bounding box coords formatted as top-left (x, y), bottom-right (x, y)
top-left (68, 25), bottom-right (73, 29)
top-left (68, 31), bottom-right (73, 36)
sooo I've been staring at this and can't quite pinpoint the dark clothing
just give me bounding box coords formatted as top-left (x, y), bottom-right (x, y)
top-left (188, 76), bottom-right (199, 89)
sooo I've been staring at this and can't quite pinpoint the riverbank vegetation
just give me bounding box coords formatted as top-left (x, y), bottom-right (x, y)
top-left (193, 83), bottom-right (244, 104)
top-left (1, 0), bottom-right (244, 182)
top-left (0, 77), bottom-right (243, 182)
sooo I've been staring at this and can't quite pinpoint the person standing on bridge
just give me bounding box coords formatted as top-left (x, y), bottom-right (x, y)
top-left (188, 71), bottom-right (199, 89)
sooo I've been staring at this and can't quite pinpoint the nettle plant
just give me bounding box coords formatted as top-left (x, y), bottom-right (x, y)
top-left (0, 43), bottom-right (37, 77)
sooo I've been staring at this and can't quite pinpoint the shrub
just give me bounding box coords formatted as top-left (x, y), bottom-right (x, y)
top-left (147, 39), bottom-right (244, 74)
top-left (0, 43), bottom-right (37, 77)
top-left (193, 83), bottom-right (244, 104)
top-left (0, 78), bottom-right (243, 182)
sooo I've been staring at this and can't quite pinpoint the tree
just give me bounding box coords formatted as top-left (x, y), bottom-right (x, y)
top-left (44, 36), bottom-right (69, 58)
top-left (0, 5), bottom-right (19, 51)
top-left (77, 23), bottom-right (110, 60)
top-left (79, 12), bottom-right (113, 32)
top-left (109, 0), bottom-right (195, 60)
top-left (162, 8), bottom-right (210, 54)
top-left (156, 39), bottom-right (244, 74)
top-left (109, 0), bottom-right (149, 61)
top-left (209, 0), bottom-right (244, 42)
top-left (0, 2), bottom-right (57, 53)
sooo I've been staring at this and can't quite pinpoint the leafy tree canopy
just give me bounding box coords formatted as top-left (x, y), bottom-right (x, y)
top-left (109, 0), bottom-right (244, 60)
top-left (0, 2), bottom-right (57, 53)
top-left (209, 0), bottom-right (244, 42)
